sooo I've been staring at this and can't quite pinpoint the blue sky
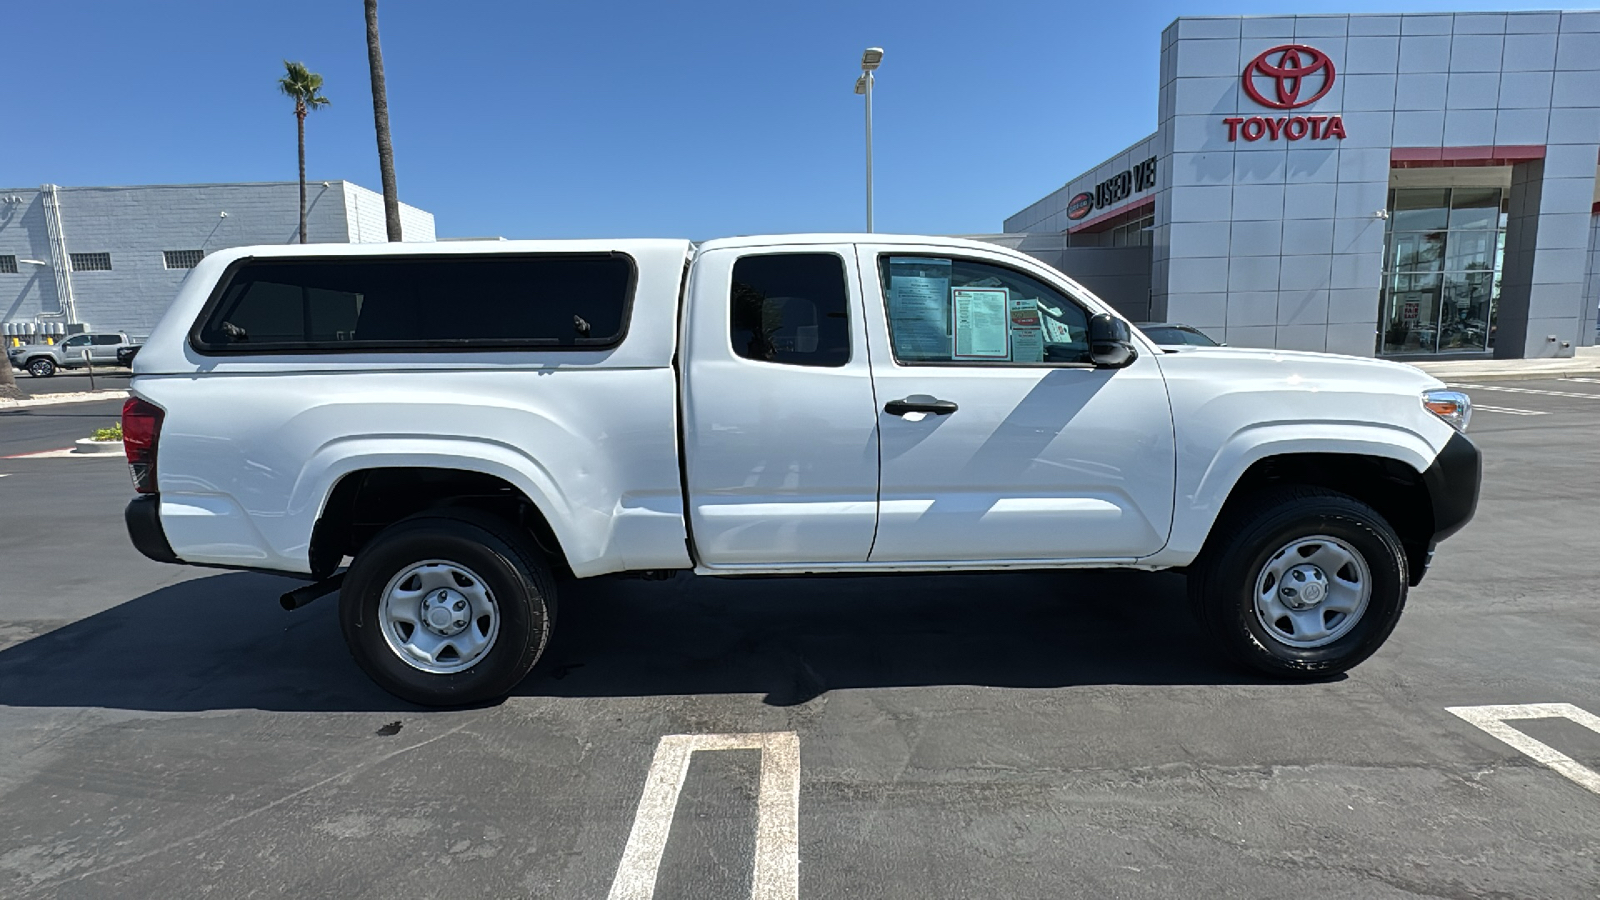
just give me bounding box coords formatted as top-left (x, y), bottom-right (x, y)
top-left (1, 0), bottom-right (1577, 239)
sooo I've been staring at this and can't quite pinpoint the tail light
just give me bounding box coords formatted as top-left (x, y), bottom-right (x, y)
top-left (122, 397), bottom-right (164, 494)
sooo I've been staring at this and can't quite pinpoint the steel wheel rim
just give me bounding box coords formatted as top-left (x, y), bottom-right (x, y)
top-left (29, 360), bottom-right (50, 376)
top-left (1252, 534), bottom-right (1371, 649)
top-left (378, 559), bottom-right (501, 675)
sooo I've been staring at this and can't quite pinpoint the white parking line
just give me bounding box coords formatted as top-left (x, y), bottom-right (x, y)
top-left (2, 447), bottom-right (79, 459)
top-left (1448, 382), bottom-right (1600, 400)
top-left (1447, 703), bottom-right (1600, 796)
top-left (609, 732), bottom-right (800, 900)
top-left (1474, 405), bottom-right (1548, 416)
top-left (1562, 377), bottom-right (1600, 384)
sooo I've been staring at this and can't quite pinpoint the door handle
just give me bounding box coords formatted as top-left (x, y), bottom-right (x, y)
top-left (885, 395), bottom-right (958, 416)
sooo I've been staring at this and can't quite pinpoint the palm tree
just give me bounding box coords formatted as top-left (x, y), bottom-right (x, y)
top-left (278, 61), bottom-right (331, 244)
top-left (364, 0), bottom-right (402, 241)
top-left (0, 351), bottom-right (20, 400)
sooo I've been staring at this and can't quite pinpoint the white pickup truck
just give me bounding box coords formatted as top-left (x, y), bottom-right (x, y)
top-left (122, 235), bottom-right (1480, 706)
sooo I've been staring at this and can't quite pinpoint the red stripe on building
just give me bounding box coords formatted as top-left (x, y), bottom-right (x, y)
top-left (1067, 195), bottom-right (1155, 235)
top-left (1390, 145), bottom-right (1547, 168)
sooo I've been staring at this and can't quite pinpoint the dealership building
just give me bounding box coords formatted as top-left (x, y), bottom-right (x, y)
top-left (0, 181), bottom-right (435, 342)
top-left (1005, 10), bottom-right (1600, 358)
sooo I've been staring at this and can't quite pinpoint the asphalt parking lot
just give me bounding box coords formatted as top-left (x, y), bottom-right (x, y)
top-left (4, 366), bottom-right (133, 398)
top-left (2, 381), bottom-right (1599, 898)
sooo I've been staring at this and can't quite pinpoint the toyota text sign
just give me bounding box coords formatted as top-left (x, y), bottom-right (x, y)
top-left (1224, 44), bottom-right (1346, 143)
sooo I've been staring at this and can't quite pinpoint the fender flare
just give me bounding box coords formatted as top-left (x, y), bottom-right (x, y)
top-left (1156, 420), bottom-right (1443, 564)
top-left (285, 436), bottom-right (596, 574)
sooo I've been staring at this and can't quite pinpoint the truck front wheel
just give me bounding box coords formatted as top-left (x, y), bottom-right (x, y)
top-left (338, 510), bottom-right (556, 706)
top-left (27, 358), bottom-right (55, 377)
top-left (1189, 487), bottom-right (1407, 679)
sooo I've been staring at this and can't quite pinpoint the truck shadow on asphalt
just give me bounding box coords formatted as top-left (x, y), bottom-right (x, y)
top-left (0, 568), bottom-right (1294, 713)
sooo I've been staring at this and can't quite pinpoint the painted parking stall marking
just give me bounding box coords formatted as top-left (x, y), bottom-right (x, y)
top-left (1447, 383), bottom-right (1600, 400)
top-left (1474, 405), bottom-right (1548, 416)
top-left (609, 732), bottom-right (800, 900)
top-left (1447, 704), bottom-right (1600, 796)
top-left (2, 447), bottom-right (91, 459)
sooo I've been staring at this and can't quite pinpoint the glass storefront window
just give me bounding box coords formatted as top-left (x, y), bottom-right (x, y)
top-left (1438, 270), bottom-right (1495, 351)
top-left (1444, 230), bottom-right (1498, 271)
top-left (1382, 272), bottom-right (1443, 355)
top-left (1390, 189), bottom-right (1449, 231)
top-left (1108, 214), bottom-right (1153, 247)
top-left (1379, 187), bottom-right (1505, 356)
top-left (1389, 231), bottom-right (1445, 274)
top-left (1449, 188), bottom-right (1502, 231)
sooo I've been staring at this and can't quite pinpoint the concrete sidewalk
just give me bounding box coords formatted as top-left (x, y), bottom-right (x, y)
top-left (1409, 346), bottom-right (1600, 382)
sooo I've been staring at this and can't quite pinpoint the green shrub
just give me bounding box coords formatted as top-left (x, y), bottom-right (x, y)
top-left (91, 423), bottom-right (123, 442)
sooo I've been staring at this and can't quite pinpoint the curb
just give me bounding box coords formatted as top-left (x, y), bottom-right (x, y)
top-left (72, 438), bottom-right (125, 456)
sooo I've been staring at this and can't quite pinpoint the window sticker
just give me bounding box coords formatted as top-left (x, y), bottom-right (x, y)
top-left (1010, 296), bottom-right (1044, 363)
top-left (952, 287), bottom-right (1010, 359)
top-left (886, 257), bottom-right (952, 359)
top-left (1044, 317), bottom-right (1074, 344)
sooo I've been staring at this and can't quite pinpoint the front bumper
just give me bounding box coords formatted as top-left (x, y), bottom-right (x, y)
top-left (1424, 431), bottom-right (1481, 543)
top-left (125, 494), bottom-right (181, 564)
top-left (1410, 431), bottom-right (1481, 585)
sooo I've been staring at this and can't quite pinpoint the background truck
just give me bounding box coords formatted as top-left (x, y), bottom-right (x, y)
top-left (9, 331), bottom-right (135, 377)
top-left (121, 235), bottom-right (1480, 706)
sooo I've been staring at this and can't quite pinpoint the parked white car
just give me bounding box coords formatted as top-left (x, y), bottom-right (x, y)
top-left (121, 236), bottom-right (1480, 705)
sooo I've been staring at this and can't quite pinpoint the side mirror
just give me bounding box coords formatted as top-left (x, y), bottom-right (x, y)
top-left (1088, 313), bottom-right (1138, 368)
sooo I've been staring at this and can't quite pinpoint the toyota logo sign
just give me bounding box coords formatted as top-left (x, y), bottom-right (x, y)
top-left (1242, 44), bottom-right (1335, 110)
top-left (1223, 43), bottom-right (1346, 143)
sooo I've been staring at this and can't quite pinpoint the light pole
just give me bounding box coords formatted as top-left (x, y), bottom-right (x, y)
top-left (854, 47), bottom-right (883, 232)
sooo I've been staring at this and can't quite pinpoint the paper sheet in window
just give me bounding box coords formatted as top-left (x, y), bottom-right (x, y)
top-left (886, 257), bottom-right (952, 359)
top-left (952, 287), bottom-right (1010, 359)
top-left (1010, 296), bottom-right (1044, 363)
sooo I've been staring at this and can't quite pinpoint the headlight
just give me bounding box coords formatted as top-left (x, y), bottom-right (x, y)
top-left (1423, 389), bottom-right (1471, 433)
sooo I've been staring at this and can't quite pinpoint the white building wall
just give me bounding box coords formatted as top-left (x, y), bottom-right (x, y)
top-left (0, 181), bottom-right (436, 340)
top-left (1155, 10), bottom-right (1600, 358)
top-left (0, 182), bottom-right (351, 338)
top-left (1004, 134), bottom-right (1159, 235)
top-left (340, 181), bottom-right (436, 243)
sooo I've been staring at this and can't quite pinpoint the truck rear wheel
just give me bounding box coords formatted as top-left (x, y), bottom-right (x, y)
top-left (1188, 487), bottom-right (1407, 679)
top-left (338, 510), bottom-right (556, 707)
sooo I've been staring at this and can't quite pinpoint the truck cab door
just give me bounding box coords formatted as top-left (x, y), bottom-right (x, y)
top-left (857, 243), bottom-right (1176, 563)
top-left (58, 334), bottom-right (91, 364)
top-left (90, 334), bottom-right (122, 363)
top-left (681, 243), bottom-right (881, 567)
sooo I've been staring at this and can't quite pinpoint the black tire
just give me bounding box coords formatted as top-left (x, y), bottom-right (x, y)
top-left (27, 358), bottom-right (55, 378)
top-left (338, 509), bottom-right (557, 707)
top-left (1188, 486), bottom-right (1407, 679)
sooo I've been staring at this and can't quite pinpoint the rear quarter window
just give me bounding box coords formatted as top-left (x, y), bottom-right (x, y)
top-left (192, 253), bottom-right (636, 353)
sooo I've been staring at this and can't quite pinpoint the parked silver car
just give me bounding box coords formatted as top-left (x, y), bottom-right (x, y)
top-left (1133, 322), bottom-right (1224, 348)
top-left (7, 332), bottom-right (134, 377)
